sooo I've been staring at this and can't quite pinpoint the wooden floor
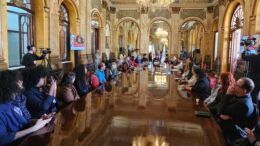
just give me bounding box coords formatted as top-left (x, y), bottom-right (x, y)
top-left (19, 68), bottom-right (227, 146)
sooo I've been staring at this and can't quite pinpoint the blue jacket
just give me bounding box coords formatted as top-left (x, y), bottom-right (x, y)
top-left (0, 101), bottom-right (30, 146)
top-left (95, 69), bottom-right (106, 83)
top-left (24, 87), bottom-right (57, 119)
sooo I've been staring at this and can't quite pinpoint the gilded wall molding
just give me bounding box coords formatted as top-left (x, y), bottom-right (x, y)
top-left (148, 9), bottom-right (171, 19)
top-left (213, 6), bottom-right (219, 18)
top-left (180, 9), bottom-right (206, 20)
top-left (91, 0), bottom-right (102, 10)
top-left (117, 10), bottom-right (140, 20)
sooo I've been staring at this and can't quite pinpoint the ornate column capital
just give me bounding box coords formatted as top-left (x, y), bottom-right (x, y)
top-left (171, 7), bottom-right (181, 14)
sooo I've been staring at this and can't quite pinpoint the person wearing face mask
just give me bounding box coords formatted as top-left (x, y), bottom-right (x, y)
top-left (206, 72), bottom-right (235, 117)
top-left (60, 72), bottom-right (80, 104)
top-left (0, 70), bottom-right (53, 146)
top-left (22, 66), bottom-right (58, 119)
top-left (111, 62), bottom-right (118, 80)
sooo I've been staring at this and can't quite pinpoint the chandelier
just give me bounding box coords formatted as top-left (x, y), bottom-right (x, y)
top-left (136, 0), bottom-right (175, 12)
top-left (155, 28), bottom-right (168, 38)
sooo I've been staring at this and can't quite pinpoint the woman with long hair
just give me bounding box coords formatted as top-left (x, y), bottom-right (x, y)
top-left (207, 72), bottom-right (235, 116)
top-left (184, 65), bottom-right (211, 100)
top-left (60, 72), bottom-right (80, 104)
top-left (0, 70), bottom-right (52, 146)
top-left (74, 64), bottom-right (90, 96)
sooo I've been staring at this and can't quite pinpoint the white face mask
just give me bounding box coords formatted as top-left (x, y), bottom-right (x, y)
top-left (112, 64), bottom-right (117, 69)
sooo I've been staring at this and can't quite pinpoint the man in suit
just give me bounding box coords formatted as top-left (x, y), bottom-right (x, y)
top-left (219, 77), bottom-right (255, 144)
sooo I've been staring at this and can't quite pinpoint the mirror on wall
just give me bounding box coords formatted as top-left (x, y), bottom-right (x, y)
top-left (116, 20), bottom-right (140, 56)
top-left (149, 21), bottom-right (170, 62)
top-left (180, 21), bottom-right (204, 65)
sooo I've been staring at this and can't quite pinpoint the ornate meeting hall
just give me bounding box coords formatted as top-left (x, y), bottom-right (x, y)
top-left (0, 0), bottom-right (260, 146)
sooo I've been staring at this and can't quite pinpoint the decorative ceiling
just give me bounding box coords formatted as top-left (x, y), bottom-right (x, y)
top-left (109, 0), bottom-right (215, 5)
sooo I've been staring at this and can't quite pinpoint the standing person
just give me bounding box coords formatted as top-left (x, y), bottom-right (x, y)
top-left (241, 46), bottom-right (260, 105)
top-left (0, 70), bottom-right (53, 146)
top-left (21, 45), bottom-right (45, 67)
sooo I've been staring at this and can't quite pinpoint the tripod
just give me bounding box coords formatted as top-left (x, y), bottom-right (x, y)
top-left (40, 56), bottom-right (52, 70)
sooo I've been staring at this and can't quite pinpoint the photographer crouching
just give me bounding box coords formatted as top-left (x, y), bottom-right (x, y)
top-left (241, 39), bottom-right (260, 105)
top-left (21, 45), bottom-right (47, 68)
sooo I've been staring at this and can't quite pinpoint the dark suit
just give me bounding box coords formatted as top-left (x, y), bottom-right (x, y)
top-left (191, 76), bottom-right (211, 100)
top-left (219, 94), bottom-right (254, 142)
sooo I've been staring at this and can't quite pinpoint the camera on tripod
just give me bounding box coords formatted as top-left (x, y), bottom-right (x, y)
top-left (40, 48), bottom-right (51, 55)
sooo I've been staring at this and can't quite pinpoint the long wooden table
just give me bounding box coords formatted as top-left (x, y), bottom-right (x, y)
top-left (18, 69), bottom-right (227, 146)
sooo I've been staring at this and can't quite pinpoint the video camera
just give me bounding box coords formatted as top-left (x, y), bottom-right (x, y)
top-left (240, 37), bottom-right (256, 47)
top-left (40, 48), bottom-right (51, 55)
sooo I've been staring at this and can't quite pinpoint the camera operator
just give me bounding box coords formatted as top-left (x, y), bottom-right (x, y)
top-left (241, 40), bottom-right (260, 105)
top-left (21, 45), bottom-right (45, 67)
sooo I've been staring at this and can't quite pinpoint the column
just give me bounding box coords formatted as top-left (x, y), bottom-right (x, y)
top-left (0, 0), bottom-right (7, 70)
top-left (140, 12), bottom-right (149, 54)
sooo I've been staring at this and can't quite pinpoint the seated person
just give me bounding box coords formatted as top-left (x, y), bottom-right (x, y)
top-left (135, 55), bottom-right (142, 64)
top-left (173, 59), bottom-right (184, 71)
top-left (219, 77), bottom-right (255, 143)
top-left (164, 54), bottom-right (170, 64)
top-left (88, 71), bottom-right (99, 89)
top-left (0, 70), bottom-right (53, 146)
top-left (60, 72), bottom-right (80, 104)
top-left (180, 57), bottom-right (193, 81)
top-left (206, 72), bottom-right (235, 114)
top-left (170, 56), bottom-right (179, 66)
top-left (141, 54), bottom-right (148, 63)
top-left (184, 66), bottom-right (211, 100)
top-left (74, 64), bottom-right (90, 96)
top-left (204, 73), bottom-right (221, 105)
top-left (23, 66), bottom-right (58, 119)
top-left (130, 56), bottom-right (138, 67)
top-left (95, 63), bottom-right (107, 88)
top-left (111, 62), bottom-right (118, 80)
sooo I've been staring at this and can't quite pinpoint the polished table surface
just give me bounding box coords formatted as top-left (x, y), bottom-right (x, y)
top-left (19, 68), bottom-right (227, 146)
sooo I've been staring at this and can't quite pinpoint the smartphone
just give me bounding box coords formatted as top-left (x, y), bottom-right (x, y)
top-left (235, 125), bottom-right (247, 138)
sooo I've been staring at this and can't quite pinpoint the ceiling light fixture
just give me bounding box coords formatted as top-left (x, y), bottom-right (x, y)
top-left (136, 0), bottom-right (175, 12)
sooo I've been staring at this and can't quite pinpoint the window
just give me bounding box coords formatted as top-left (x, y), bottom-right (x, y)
top-left (229, 5), bottom-right (243, 74)
top-left (213, 32), bottom-right (218, 60)
top-left (59, 4), bottom-right (70, 61)
top-left (7, 0), bottom-right (33, 67)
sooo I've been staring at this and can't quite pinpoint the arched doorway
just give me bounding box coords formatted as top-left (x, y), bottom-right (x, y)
top-left (149, 20), bottom-right (170, 62)
top-left (91, 10), bottom-right (103, 64)
top-left (59, 4), bottom-right (70, 61)
top-left (116, 19), bottom-right (140, 58)
top-left (180, 20), bottom-right (205, 65)
top-left (105, 23), bottom-right (111, 59)
top-left (229, 5), bottom-right (243, 74)
top-left (255, 0), bottom-right (260, 33)
top-left (7, 0), bottom-right (34, 67)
